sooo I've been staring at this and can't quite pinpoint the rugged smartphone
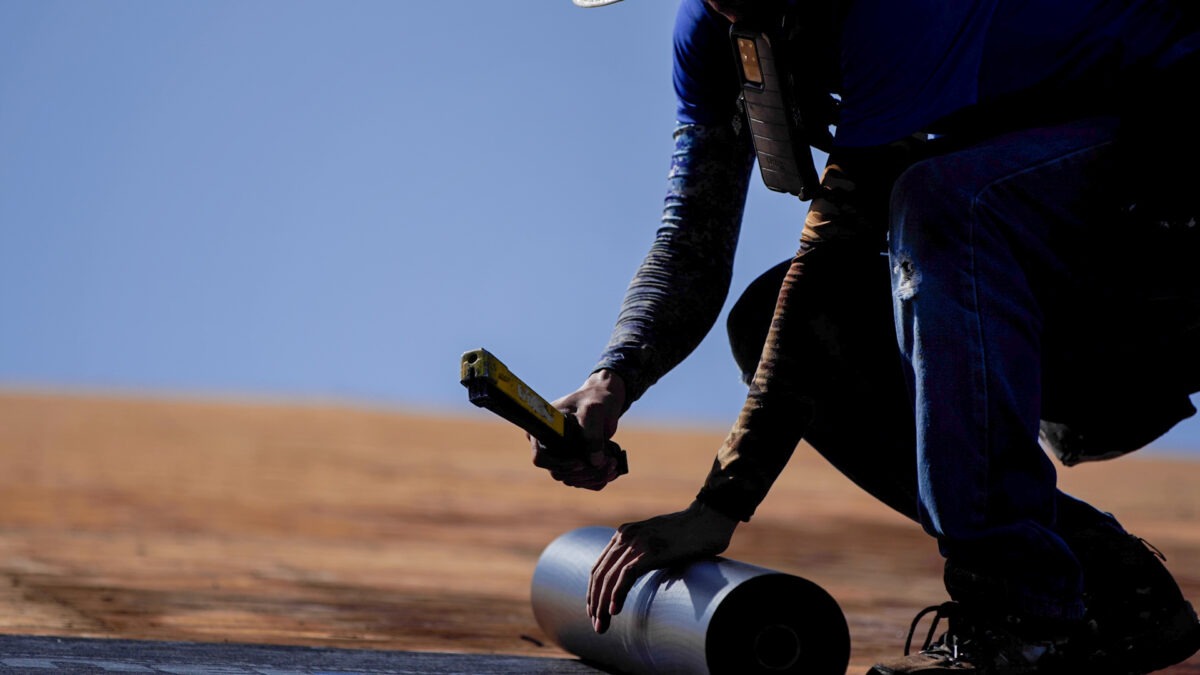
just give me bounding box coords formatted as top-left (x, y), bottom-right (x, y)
top-left (730, 23), bottom-right (821, 200)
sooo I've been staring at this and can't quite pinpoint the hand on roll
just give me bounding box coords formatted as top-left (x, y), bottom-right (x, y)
top-left (587, 500), bottom-right (738, 633)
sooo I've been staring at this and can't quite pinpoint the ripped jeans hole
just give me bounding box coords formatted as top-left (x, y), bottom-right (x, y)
top-left (893, 256), bottom-right (920, 301)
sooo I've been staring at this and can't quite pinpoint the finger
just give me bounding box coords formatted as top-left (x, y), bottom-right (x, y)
top-left (566, 469), bottom-right (611, 491)
top-left (551, 462), bottom-right (615, 490)
top-left (575, 457), bottom-right (620, 490)
top-left (588, 535), bottom-right (623, 622)
top-left (574, 472), bottom-right (613, 491)
top-left (594, 545), bottom-right (640, 633)
top-left (532, 442), bottom-right (578, 470)
top-left (549, 466), bottom-right (585, 482)
top-left (604, 455), bottom-right (623, 482)
top-left (589, 528), bottom-right (637, 630)
top-left (598, 530), bottom-right (642, 617)
top-left (551, 466), bottom-right (605, 489)
top-left (568, 456), bottom-right (619, 487)
top-left (536, 447), bottom-right (605, 483)
top-left (587, 448), bottom-right (607, 468)
top-left (562, 478), bottom-right (606, 491)
top-left (567, 454), bottom-right (621, 485)
top-left (608, 547), bottom-right (646, 617)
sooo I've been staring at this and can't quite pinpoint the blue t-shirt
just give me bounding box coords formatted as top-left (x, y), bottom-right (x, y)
top-left (673, 0), bottom-right (1198, 147)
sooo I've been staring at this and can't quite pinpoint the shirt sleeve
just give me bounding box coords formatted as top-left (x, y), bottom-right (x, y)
top-left (696, 142), bottom-right (923, 522)
top-left (695, 237), bottom-right (884, 522)
top-left (593, 121), bottom-right (755, 407)
top-left (672, 0), bottom-right (740, 126)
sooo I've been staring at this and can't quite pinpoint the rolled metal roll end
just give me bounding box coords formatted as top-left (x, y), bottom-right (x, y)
top-left (531, 526), bottom-right (850, 675)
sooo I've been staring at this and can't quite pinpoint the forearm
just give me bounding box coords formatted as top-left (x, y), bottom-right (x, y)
top-left (694, 239), bottom-right (884, 519)
top-left (595, 122), bottom-right (755, 406)
top-left (697, 140), bottom-right (923, 521)
top-left (696, 249), bottom-right (813, 520)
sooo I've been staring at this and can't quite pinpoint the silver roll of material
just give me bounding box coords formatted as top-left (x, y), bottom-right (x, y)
top-left (531, 526), bottom-right (850, 675)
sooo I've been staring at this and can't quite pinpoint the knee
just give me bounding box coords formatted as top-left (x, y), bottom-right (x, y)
top-left (889, 157), bottom-right (976, 254)
top-left (888, 158), bottom-right (983, 306)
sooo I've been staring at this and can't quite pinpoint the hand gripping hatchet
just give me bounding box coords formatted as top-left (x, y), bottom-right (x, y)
top-left (460, 348), bottom-right (628, 477)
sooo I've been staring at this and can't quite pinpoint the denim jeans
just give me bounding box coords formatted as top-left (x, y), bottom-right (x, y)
top-left (728, 116), bottom-right (1199, 621)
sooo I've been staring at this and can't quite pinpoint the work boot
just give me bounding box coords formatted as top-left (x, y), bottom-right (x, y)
top-left (867, 601), bottom-right (1084, 674)
top-left (1064, 524), bottom-right (1200, 674)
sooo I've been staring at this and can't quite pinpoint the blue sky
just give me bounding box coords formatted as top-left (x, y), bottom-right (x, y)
top-left (2, 1), bottom-right (1197, 456)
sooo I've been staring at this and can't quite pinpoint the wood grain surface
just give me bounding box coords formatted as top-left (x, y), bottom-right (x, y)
top-left (0, 391), bottom-right (1196, 673)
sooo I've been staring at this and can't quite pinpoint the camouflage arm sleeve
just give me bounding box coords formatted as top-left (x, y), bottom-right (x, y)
top-left (696, 139), bottom-right (923, 521)
top-left (694, 247), bottom-right (817, 521)
top-left (592, 122), bottom-right (755, 407)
